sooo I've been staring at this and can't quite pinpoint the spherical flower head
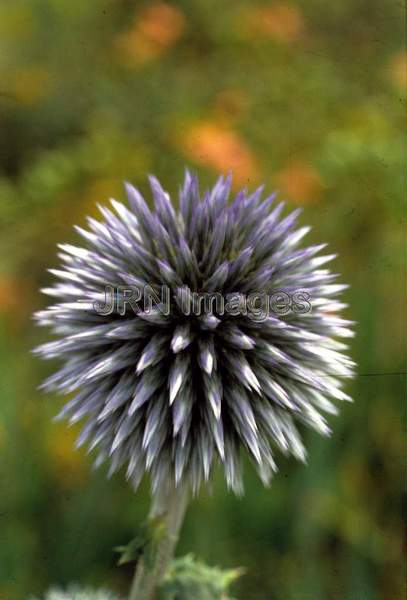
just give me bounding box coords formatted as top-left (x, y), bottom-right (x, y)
top-left (33, 586), bottom-right (121, 600)
top-left (34, 171), bottom-right (355, 495)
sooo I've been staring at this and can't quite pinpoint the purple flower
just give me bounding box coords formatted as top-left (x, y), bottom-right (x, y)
top-left (34, 172), bottom-right (355, 494)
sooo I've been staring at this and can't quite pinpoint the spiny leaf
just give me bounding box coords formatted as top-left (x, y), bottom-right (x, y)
top-left (158, 554), bottom-right (244, 600)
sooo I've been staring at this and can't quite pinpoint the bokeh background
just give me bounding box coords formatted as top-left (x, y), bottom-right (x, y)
top-left (0, 1), bottom-right (406, 599)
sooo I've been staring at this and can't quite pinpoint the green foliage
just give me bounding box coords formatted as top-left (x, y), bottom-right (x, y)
top-left (30, 557), bottom-right (242, 600)
top-left (115, 515), bottom-right (167, 570)
top-left (158, 555), bottom-right (243, 600)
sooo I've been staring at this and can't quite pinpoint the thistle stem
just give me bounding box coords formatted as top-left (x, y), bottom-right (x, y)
top-left (129, 483), bottom-right (189, 600)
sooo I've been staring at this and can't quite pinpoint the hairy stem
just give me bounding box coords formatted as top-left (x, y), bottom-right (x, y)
top-left (129, 483), bottom-right (189, 600)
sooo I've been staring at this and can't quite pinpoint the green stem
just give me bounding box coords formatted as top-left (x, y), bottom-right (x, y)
top-left (129, 483), bottom-right (189, 600)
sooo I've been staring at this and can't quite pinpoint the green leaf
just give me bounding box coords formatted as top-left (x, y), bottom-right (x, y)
top-left (158, 554), bottom-right (244, 600)
top-left (115, 514), bottom-right (168, 568)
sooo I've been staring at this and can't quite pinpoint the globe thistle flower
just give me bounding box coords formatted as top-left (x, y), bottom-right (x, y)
top-left (32, 586), bottom-right (121, 600)
top-left (34, 171), bottom-right (355, 495)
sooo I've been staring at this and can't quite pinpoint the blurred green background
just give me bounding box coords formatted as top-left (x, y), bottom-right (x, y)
top-left (0, 1), bottom-right (406, 598)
